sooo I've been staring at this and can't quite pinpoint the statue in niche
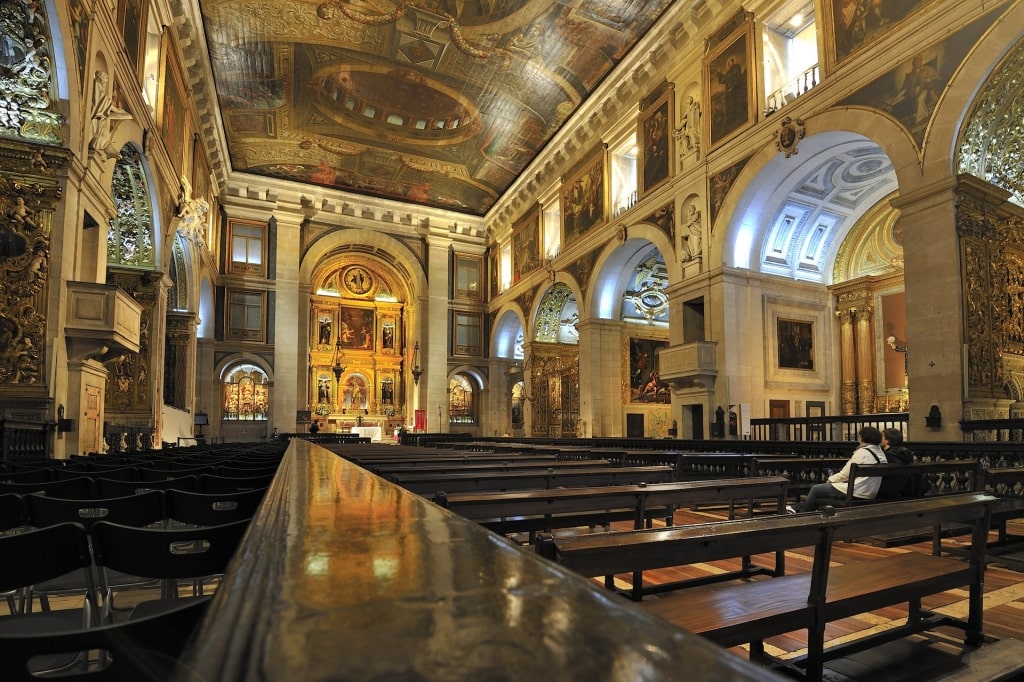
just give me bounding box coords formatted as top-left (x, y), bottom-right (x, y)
top-left (675, 96), bottom-right (702, 160)
top-left (681, 203), bottom-right (702, 262)
top-left (89, 70), bottom-right (133, 159)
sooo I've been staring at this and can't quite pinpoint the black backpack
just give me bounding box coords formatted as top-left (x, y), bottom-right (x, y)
top-left (874, 446), bottom-right (921, 498)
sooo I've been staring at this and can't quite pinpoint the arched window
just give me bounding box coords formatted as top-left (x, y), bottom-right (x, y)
top-left (222, 363), bottom-right (269, 421)
top-left (449, 375), bottom-right (475, 425)
top-left (108, 145), bottom-right (156, 268)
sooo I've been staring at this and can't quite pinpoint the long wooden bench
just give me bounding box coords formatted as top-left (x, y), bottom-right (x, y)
top-left (371, 459), bottom-right (612, 477)
top-left (390, 464), bottom-right (675, 495)
top-left (435, 475), bottom-right (788, 551)
top-left (536, 493), bottom-right (994, 682)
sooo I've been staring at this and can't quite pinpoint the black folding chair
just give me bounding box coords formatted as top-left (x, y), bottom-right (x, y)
top-left (0, 596), bottom-right (210, 681)
top-left (0, 523), bottom-right (100, 675)
top-left (90, 519), bottom-right (249, 621)
top-left (165, 487), bottom-right (266, 527)
top-left (0, 477), bottom-right (94, 499)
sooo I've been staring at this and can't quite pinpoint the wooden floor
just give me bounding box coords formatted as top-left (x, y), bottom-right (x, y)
top-left (534, 509), bottom-right (1024, 681)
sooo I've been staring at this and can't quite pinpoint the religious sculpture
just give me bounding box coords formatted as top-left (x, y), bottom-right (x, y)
top-left (681, 203), bottom-right (702, 262)
top-left (89, 70), bottom-right (133, 160)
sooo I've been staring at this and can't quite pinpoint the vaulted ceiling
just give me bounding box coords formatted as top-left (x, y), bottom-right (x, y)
top-left (199, 0), bottom-right (674, 217)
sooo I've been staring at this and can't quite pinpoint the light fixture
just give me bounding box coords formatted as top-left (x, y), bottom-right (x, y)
top-left (332, 340), bottom-right (346, 380)
top-left (411, 341), bottom-right (423, 385)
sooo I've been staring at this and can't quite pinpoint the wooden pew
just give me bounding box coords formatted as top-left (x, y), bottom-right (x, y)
top-left (390, 464), bottom-right (675, 495)
top-left (750, 456), bottom-right (851, 502)
top-left (434, 475), bottom-right (789, 539)
top-left (841, 459), bottom-right (982, 506)
top-left (371, 459), bottom-right (612, 477)
top-left (536, 494), bottom-right (994, 682)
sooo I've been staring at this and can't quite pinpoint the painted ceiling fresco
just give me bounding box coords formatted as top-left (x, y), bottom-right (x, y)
top-left (200, 0), bottom-right (674, 216)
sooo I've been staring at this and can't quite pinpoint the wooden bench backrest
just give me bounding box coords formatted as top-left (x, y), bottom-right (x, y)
top-left (538, 493), bottom-right (995, 578)
top-left (437, 476), bottom-right (789, 520)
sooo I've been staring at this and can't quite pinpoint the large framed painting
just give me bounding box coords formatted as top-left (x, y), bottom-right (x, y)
top-left (118, 0), bottom-right (145, 75)
top-left (703, 18), bottom-right (755, 149)
top-left (823, 0), bottom-right (930, 71)
top-left (627, 338), bottom-right (669, 404)
top-left (764, 296), bottom-right (830, 390)
top-left (638, 82), bottom-right (674, 198)
top-left (561, 146), bottom-right (607, 247)
top-left (512, 204), bottom-right (540, 283)
top-left (339, 306), bottom-right (374, 351)
top-left (777, 319), bottom-right (814, 370)
top-left (159, 32), bottom-right (188, 176)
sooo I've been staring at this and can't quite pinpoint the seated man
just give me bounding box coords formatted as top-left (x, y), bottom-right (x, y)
top-left (790, 426), bottom-right (887, 513)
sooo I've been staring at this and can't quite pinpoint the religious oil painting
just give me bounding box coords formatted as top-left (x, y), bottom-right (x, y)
top-left (339, 307), bottom-right (374, 351)
top-left (778, 319), bottom-right (814, 370)
top-left (159, 33), bottom-right (188, 176)
top-left (704, 20), bottom-right (754, 149)
top-left (638, 83), bottom-right (674, 198)
top-left (561, 147), bottom-right (607, 247)
top-left (512, 204), bottom-right (540, 283)
top-left (628, 338), bottom-right (669, 404)
top-left (825, 0), bottom-right (930, 67)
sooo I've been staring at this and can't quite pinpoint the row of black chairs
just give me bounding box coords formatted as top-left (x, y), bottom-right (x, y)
top-left (0, 480), bottom-right (264, 679)
top-left (0, 518), bottom-right (246, 679)
top-left (0, 486), bottom-right (267, 534)
top-left (0, 470), bottom-right (276, 499)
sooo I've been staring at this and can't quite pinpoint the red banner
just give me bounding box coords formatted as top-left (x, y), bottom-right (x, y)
top-left (414, 409), bottom-right (426, 432)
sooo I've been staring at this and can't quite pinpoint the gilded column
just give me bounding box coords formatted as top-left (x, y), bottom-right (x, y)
top-left (837, 309), bottom-right (857, 414)
top-left (854, 306), bottom-right (875, 414)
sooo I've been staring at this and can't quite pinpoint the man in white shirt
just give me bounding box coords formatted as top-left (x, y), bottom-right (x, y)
top-left (790, 426), bottom-right (887, 513)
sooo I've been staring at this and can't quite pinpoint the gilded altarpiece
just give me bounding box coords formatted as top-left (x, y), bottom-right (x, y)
top-left (956, 177), bottom-right (1024, 408)
top-left (309, 261), bottom-right (408, 427)
top-left (528, 343), bottom-right (580, 438)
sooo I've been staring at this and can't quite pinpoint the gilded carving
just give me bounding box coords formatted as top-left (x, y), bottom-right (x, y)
top-left (104, 272), bottom-right (156, 413)
top-left (0, 172), bottom-right (58, 386)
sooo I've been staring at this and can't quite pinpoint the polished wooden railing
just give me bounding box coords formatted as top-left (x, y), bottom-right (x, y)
top-left (176, 439), bottom-right (784, 681)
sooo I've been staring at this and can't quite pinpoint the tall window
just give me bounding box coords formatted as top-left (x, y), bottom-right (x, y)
top-left (222, 364), bottom-right (269, 420)
top-left (763, 8), bottom-right (818, 114)
top-left (449, 375), bottom-right (475, 425)
top-left (108, 146), bottom-right (155, 267)
top-left (229, 219), bottom-right (265, 275)
top-left (453, 312), bottom-right (481, 355)
top-left (610, 134), bottom-right (638, 218)
top-left (454, 254), bottom-right (482, 301)
top-left (227, 289), bottom-right (265, 341)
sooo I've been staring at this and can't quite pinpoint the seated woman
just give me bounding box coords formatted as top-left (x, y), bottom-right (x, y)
top-left (790, 426), bottom-right (887, 513)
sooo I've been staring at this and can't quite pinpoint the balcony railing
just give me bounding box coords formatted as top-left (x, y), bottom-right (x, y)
top-left (765, 64), bottom-right (819, 116)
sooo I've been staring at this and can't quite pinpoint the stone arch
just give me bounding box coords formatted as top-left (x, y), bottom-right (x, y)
top-left (589, 231), bottom-right (673, 321)
top-left (490, 306), bottom-right (526, 360)
top-left (717, 108), bottom-right (919, 275)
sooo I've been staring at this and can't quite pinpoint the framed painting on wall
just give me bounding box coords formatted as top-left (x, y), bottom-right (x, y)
top-left (159, 33), bottom-right (189, 176)
top-left (777, 318), bottom-right (814, 371)
top-left (638, 82), bottom-right (674, 198)
top-left (703, 18), bottom-right (755, 149)
top-left (339, 307), bottom-right (374, 351)
top-left (512, 204), bottom-right (540, 283)
top-left (822, 0), bottom-right (930, 71)
top-left (561, 146), bottom-right (607, 247)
